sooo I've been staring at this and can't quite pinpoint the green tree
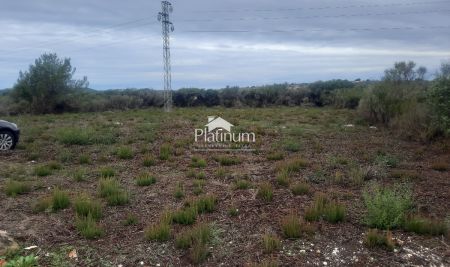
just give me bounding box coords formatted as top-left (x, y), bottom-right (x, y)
top-left (12, 53), bottom-right (88, 114)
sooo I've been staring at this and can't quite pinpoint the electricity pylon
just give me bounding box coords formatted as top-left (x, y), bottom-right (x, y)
top-left (158, 1), bottom-right (174, 112)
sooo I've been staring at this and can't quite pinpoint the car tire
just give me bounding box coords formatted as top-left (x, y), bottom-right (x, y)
top-left (0, 130), bottom-right (16, 151)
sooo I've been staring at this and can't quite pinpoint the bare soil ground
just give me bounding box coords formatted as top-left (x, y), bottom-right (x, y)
top-left (1, 107), bottom-right (449, 266)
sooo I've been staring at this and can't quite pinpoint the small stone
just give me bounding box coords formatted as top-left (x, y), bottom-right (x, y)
top-left (323, 262), bottom-right (328, 266)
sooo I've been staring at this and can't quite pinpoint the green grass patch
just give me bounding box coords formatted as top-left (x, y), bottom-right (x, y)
top-left (143, 154), bottom-right (156, 167)
top-left (267, 151), bottom-right (284, 161)
top-left (281, 213), bottom-right (314, 238)
top-left (116, 146), bottom-right (134, 159)
top-left (4, 180), bottom-right (31, 197)
top-left (159, 143), bottom-right (172, 160)
top-left (190, 156), bottom-right (207, 168)
top-left (76, 213), bottom-right (104, 239)
top-left (403, 215), bottom-right (448, 236)
top-left (98, 178), bottom-right (129, 206)
top-left (136, 173), bottom-right (156, 186)
top-left (363, 182), bottom-right (412, 229)
top-left (52, 188), bottom-right (71, 211)
top-left (257, 182), bottom-right (274, 202)
top-left (145, 223), bottom-right (171, 242)
top-left (214, 155), bottom-right (241, 166)
top-left (364, 229), bottom-right (395, 251)
top-left (276, 169), bottom-right (291, 187)
top-left (74, 194), bottom-right (102, 220)
top-left (262, 234), bottom-right (281, 253)
top-left (291, 182), bottom-right (310, 196)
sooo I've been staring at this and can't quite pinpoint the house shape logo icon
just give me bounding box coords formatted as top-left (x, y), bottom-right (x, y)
top-left (205, 116), bottom-right (234, 132)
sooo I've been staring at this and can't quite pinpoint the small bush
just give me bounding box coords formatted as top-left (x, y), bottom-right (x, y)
top-left (403, 215), bottom-right (448, 236)
top-left (363, 182), bottom-right (412, 229)
top-left (57, 128), bottom-right (91, 145)
top-left (192, 195), bottom-right (217, 213)
top-left (257, 182), bottom-right (274, 202)
top-left (34, 165), bottom-right (52, 177)
top-left (172, 206), bottom-right (198, 225)
top-left (72, 168), bottom-right (87, 182)
top-left (124, 214), bottom-right (139, 226)
top-left (159, 143), bottom-right (172, 160)
top-left (145, 223), bottom-right (171, 242)
top-left (47, 161), bottom-right (62, 170)
top-left (143, 154), bottom-right (156, 167)
top-left (267, 151), bottom-right (284, 161)
top-left (116, 147), bottom-right (134, 159)
top-left (74, 194), bottom-right (102, 220)
top-left (304, 193), bottom-right (345, 223)
top-left (193, 179), bottom-right (204, 195)
top-left (4, 180), bottom-right (30, 197)
top-left (174, 182), bottom-right (185, 199)
top-left (214, 155), bottom-right (241, 166)
top-left (291, 182), bottom-right (310, 196)
top-left (3, 255), bottom-right (38, 267)
top-left (215, 167), bottom-right (227, 178)
top-left (52, 188), bottom-right (70, 211)
top-left (275, 158), bottom-right (308, 173)
top-left (175, 223), bottom-right (212, 249)
top-left (283, 140), bottom-right (301, 152)
top-left (187, 169), bottom-right (206, 179)
top-left (79, 154), bottom-right (91, 164)
top-left (262, 234), bottom-right (281, 253)
top-left (76, 214), bottom-right (104, 239)
top-left (375, 153), bottom-right (399, 168)
top-left (191, 156), bottom-right (207, 168)
top-left (276, 169), bottom-right (291, 187)
top-left (98, 178), bottom-right (129, 206)
top-left (136, 173), bottom-right (156, 186)
top-left (234, 179), bottom-right (251, 190)
top-left (32, 197), bottom-right (52, 212)
top-left (364, 229), bottom-right (395, 251)
top-left (281, 214), bottom-right (313, 238)
top-left (99, 167), bottom-right (115, 178)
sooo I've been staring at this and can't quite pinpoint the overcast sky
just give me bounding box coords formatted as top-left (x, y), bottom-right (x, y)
top-left (1, 0), bottom-right (449, 90)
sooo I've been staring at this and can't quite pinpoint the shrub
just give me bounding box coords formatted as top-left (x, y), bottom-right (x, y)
top-left (187, 169), bottom-right (206, 179)
top-left (428, 72), bottom-right (450, 136)
top-left (267, 151), bottom-right (284, 161)
top-left (99, 167), bottom-right (115, 178)
top-left (214, 155), bottom-right (241, 166)
top-left (32, 197), bottom-right (52, 212)
top-left (145, 223), bottom-right (171, 242)
top-left (283, 140), bottom-right (300, 152)
top-left (403, 215), bottom-right (448, 236)
top-left (276, 169), bottom-right (291, 187)
top-left (257, 182), bottom-right (274, 202)
top-left (52, 188), bottom-right (70, 211)
top-left (281, 214), bottom-right (313, 238)
top-left (98, 178), bottom-right (129, 206)
top-left (4, 180), bottom-right (30, 197)
top-left (143, 154), bottom-right (156, 167)
top-left (57, 128), bottom-right (91, 145)
top-left (3, 255), bottom-right (38, 267)
top-left (116, 147), bottom-right (134, 159)
top-left (364, 229), bottom-right (395, 251)
top-left (275, 158), bottom-right (308, 173)
top-left (72, 168), bottom-right (87, 182)
top-left (193, 179), bottom-right (204, 195)
top-left (74, 194), bottom-right (102, 220)
top-left (34, 165), bottom-right (52, 177)
top-left (190, 156), bottom-right (207, 168)
top-left (291, 182), bottom-right (310, 196)
top-left (363, 182), bottom-right (412, 229)
top-left (234, 179), bottom-right (251, 190)
top-left (159, 143), bottom-right (172, 160)
top-left (175, 223), bottom-right (212, 249)
top-left (136, 173), bottom-right (156, 186)
top-left (79, 154), bottom-right (90, 164)
top-left (192, 195), bottom-right (217, 213)
top-left (262, 234), bottom-right (281, 253)
top-left (175, 223), bottom-right (212, 264)
top-left (174, 182), bottom-right (185, 199)
top-left (172, 206), bottom-right (198, 225)
top-left (323, 202), bottom-right (346, 223)
top-left (76, 214), bottom-right (104, 239)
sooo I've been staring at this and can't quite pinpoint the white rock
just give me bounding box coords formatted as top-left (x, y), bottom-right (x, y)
top-left (344, 124), bottom-right (354, 127)
top-left (323, 262), bottom-right (328, 266)
top-left (24, 245), bottom-right (38, 250)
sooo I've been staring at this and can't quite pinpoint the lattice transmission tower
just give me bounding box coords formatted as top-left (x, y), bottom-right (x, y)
top-left (158, 1), bottom-right (174, 112)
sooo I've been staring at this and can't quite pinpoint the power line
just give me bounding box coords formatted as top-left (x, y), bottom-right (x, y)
top-left (182, 9), bottom-right (450, 23)
top-left (181, 25), bottom-right (450, 33)
top-left (196, 0), bottom-right (450, 13)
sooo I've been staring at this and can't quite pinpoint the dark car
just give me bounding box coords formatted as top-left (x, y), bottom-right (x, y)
top-left (0, 120), bottom-right (20, 151)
